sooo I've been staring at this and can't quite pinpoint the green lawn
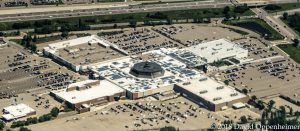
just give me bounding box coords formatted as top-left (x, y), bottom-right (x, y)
top-left (227, 27), bottom-right (249, 35)
top-left (264, 3), bottom-right (300, 13)
top-left (10, 39), bottom-right (22, 45)
top-left (224, 19), bottom-right (284, 40)
top-left (277, 44), bottom-right (300, 63)
top-left (0, 7), bottom-right (254, 31)
top-left (281, 15), bottom-right (300, 36)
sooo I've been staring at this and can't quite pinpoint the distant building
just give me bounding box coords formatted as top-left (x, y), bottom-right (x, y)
top-left (186, 39), bottom-right (248, 63)
top-left (2, 104), bottom-right (36, 121)
top-left (50, 80), bottom-right (125, 113)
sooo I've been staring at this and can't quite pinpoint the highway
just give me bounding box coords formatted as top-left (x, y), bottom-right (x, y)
top-left (0, 0), bottom-right (299, 22)
top-left (252, 7), bottom-right (299, 40)
top-left (0, 1), bottom-right (231, 22)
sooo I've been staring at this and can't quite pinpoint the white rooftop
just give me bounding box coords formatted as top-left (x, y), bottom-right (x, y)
top-left (51, 80), bottom-right (124, 104)
top-left (2, 103), bottom-right (35, 120)
top-left (46, 35), bottom-right (110, 50)
top-left (177, 77), bottom-right (247, 105)
top-left (91, 50), bottom-right (202, 93)
top-left (186, 39), bottom-right (248, 63)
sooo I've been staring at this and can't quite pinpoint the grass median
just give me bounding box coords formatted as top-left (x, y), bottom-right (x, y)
top-left (224, 19), bottom-right (284, 40)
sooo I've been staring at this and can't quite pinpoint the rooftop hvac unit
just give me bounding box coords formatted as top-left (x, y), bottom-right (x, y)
top-left (230, 93), bottom-right (238, 97)
top-left (216, 86), bottom-right (224, 90)
top-left (199, 77), bottom-right (207, 82)
top-left (199, 90), bottom-right (208, 94)
top-left (213, 97), bottom-right (222, 101)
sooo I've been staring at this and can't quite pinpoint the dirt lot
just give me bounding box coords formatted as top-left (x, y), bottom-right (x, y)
top-left (27, 97), bottom-right (258, 131)
top-left (263, 97), bottom-right (300, 112)
top-left (0, 92), bottom-right (61, 117)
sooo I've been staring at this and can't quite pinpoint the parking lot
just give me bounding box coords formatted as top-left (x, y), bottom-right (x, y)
top-left (233, 38), bottom-right (280, 60)
top-left (0, 92), bottom-right (61, 117)
top-left (152, 24), bottom-right (243, 46)
top-left (0, 42), bottom-right (86, 98)
top-left (100, 27), bottom-right (183, 55)
top-left (28, 97), bottom-right (259, 131)
top-left (216, 56), bottom-right (300, 98)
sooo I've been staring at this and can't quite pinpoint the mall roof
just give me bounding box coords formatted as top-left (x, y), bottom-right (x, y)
top-left (186, 38), bottom-right (248, 63)
top-left (51, 80), bottom-right (125, 104)
top-left (177, 76), bottom-right (247, 105)
top-left (91, 50), bottom-right (201, 93)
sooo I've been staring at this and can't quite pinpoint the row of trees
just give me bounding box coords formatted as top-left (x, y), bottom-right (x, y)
top-left (282, 12), bottom-right (300, 46)
top-left (11, 107), bottom-right (59, 128)
top-left (223, 4), bottom-right (250, 20)
top-left (0, 121), bottom-right (4, 130)
top-left (260, 103), bottom-right (300, 128)
top-left (160, 126), bottom-right (178, 131)
top-left (21, 35), bottom-right (37, 52)
top-left (3, 4), bottom-right (253, 32)
top-left (283, 12), bottom-right (300, 39)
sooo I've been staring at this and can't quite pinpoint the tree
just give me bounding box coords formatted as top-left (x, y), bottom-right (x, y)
top-left (257, 100), bottom-right (265, 110)
top-left (234, 4), bottom-right (249, 13)
top-left (61, 31), bottom-right (69, 38)
top-left (240, 116), bottom-right (248, 124)
top-left (19, 127), bottom-right (31, 131)
top-left (32, 35), bottom-right (37, 42)
top-left (283, 12), bottom-right (288, 20)
top-left (78, 18), bottom-right (83, 28)
top-left (129, 20), bottom-right (137, 28)
top-left (242, 88), bottom-right (248, 94)
top-left (268, 100), bottom-right (275, 111)
top-left (113, 23), bottom-right (118, 28)
top-left (223, 6), bottom-right (230, 14)
top-left (289, 107), bottom-right (293, 116)
top-left (264, 4), bottom-right (281, 11)
top-left (292, 39), bottom-right (299, 47)
top-left (225, 13), bottom-right (231, 20)
top-left (0, 121), bottom-right (4, 130)
top-left (0, 23), bottom-right (7, 31)
top-left (251, 95), bottom-right (257, 101)
top-left (166, 17), bottom-right (173, 25)
top-left (160, 126), bottom-right (176, 131)
top-left (30, 44), bottom-right (37, 52)
top-left (50, 107), bottom-right (60, 117)
top-left (224, 80), bottom-right (229, 85)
